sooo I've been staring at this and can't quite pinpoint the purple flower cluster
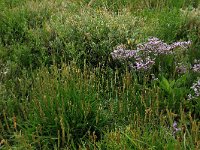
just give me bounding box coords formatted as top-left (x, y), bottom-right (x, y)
top-left (188, 79), bottom-right (200, 100)
top-left (137, 37), bottom-right (172, 55)
top-left (192, 60), bottom-right (200, 73)
top-left (111, 37), bottom-right (191, 71)
top-left (137, 37), bottom-right (191, 55)
top-left (170, 41), bottom-right (192, 49)
top-left (175, 63), bottom-right (187, 74)
top-left (111, 44), bottom-right (138, 60)
top-left (173, 121), bottom-right (181, 136)
top-left (134, 56), bottom-right (155, 71)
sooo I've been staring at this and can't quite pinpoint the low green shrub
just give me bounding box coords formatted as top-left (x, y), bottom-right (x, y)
top-left (0, 0), bottom-right (199, 149)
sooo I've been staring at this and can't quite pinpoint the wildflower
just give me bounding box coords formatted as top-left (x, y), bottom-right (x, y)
top-left (111, 44), bottom-right (138, 60)
top-left (192, 63), bottom-right (200, 72)
top-left (150, 74), bottom-right (158, 81)
top-left (176, 63), bottom-right (187, 74)
top-left (170, 41), bottom-right (191, 49)
top-left (188, 94), bottom-right (193, 100)
top-left (188, 79), bottom-right (200, 100)
top-left (192, 59), bottom-right (200, 72)
top-left (110, 37), bottom-right (191, 71)
top-left (191, 80), bottom-right (200, 97)
top-left (133, 57), bottom-right (155, 71)
top-left (138, 37), bottom-right (172, 55)
top-left (172, 121), bottom-right (181, 136)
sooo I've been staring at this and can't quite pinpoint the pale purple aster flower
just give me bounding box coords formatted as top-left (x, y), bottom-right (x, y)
top-left (111, 44), bottom-right (138, 60)
top-left (192, 63), bottom-right (200, 72)
top-left (150, 74), bottom-right (158, 81)
top-left (188, 79), bottom-right (200, 100)
top-left (188, 94), bottom-right (193, 100)
top-left (191, 80), bottom-right (200, 97)
top-left (170, 41), bottom-right (192, 49)
top-left (176, 63), bottom-right (188, 74)
top-left (110, 37), bottom-right (192, 72)
top-left (173, 121), bottom-right (181, 136)
top-left (134, 57), bottom-right (155, 71)
top-left (136, 37), bottom-right (174, 55)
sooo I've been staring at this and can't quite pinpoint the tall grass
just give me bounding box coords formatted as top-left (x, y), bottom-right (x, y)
top-left (0, 0), bottom-right (199, 149)
top-left (1, 63), bottom-right (199, 149)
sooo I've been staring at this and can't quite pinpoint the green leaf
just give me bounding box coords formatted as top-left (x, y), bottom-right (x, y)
top-left (175, 73), bottom-right (188, 87)
top-left (160, 76), bottom-right (170, 92)
top-left (169, 80), bottom-right (175, 88)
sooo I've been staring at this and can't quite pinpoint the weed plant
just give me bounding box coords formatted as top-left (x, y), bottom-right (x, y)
top-left (0, 0), bottom-right (199, 149)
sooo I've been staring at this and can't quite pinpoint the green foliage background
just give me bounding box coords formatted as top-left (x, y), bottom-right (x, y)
top-left (0, 0), bottom-right (199, 149)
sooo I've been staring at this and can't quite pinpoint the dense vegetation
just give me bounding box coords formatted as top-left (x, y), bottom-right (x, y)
top-left (0, 0), bottom-right (199, 149)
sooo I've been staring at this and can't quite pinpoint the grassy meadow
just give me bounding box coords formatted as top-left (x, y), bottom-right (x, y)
top-left (0, 0), bottom-right (200, 149)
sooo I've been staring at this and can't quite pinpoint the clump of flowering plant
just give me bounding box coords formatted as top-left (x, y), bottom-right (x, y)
top-left (111, 37), bottom-right (191, 72)
top-left (188, 79), bottom-right (200, 100)
top-left (192, 59), bottom-right (200, 73)
top-left (172, 121), bottom-right (181, 137)
top-left (175, 63), bottom-right (188, 74)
